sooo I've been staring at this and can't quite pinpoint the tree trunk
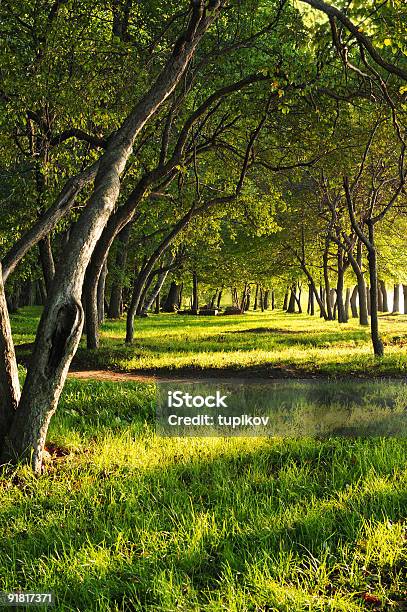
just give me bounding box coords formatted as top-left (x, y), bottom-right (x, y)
top-left (379, 279), bottom-right (388, 312)
top-left (155, 293), bottom-right (160, 314)
top-left (336, 256), bottom-right (346, 323)
top-left (253, 284), bottom-right (259, 311)
top-left (162, 282), bottom-right (181, 313)
top-left (344, 287), bottom-right (350, 322)
top-left (367, 225), bottom-right (384, 356)
top-left (367, 286), bottom-right (371, 315)
top-left (377, 281), bottom-right (384, 312)
top-left (108, 224), bottom-right (131, 319)
top-left (403, 285), bottom-right (407, 315)
top-left (0, 264), bottom-right (21, 449)
top-left (97, 259), bottom-right (108, 324)
top-left (308, 284), bottom-right (315, 315)
top-left (84, 269), bottom-right (100, 350)
top-left (287, 286), bottom-right (296, 313)
top-left (142, 267), bottom-right (171, 314)
top-left (259, 287), bottom-right (264, 311)
top-left (271, 290), bottom-right (275, 309)
top-left (323, 245), bottom-right (333, 320)
top-left (1, 5), bottom-right (216, 472)
top-left (217, 289), bottom-right (223, 309)
top-left (192, 271), bottom-right (199, 314)
top-left (393, 283), bottom-right (400, 313)
top-left (350, 285), bottom-right (358, 318)
top-left (283, 289), bottom-right (289, 311)
top-left (38, 235), bottom-right (55, 294)
top-left (347, 246), bottom-right (369, 326)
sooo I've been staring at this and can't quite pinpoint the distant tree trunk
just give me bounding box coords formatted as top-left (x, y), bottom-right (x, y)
top-left (294, 284), bottom-right (302, 313)
top-left (347, 242), bottom-right (368, 326)
top-left (155, 293), bottom-right (160, 314)
top-left (271, 290), bottom-right (275, 309)
top-left (192, 271), bottom-right (199, 314)
top-left (245, 288), bottom-right (251, 311)
top-left (38, 235), bottom-right (55, 294)
top-left (403, 285), bottom-right (407, 315)
top-left (136, 270), bottom-right (155, 316)
top-left (350, 285), bottom-right (358, 318)
top-left (330, 289), bottom-right (337, 320)
top-left (308, 284), bottom-right (315, 315)
top-left (336, 248), bottom-right (347, 323)
top-left (108, 224), bottom-right (131, 319)
top-left (162, 282), bottom-right (181, 313)
top-left (178, 282), bottom-right (183, 309)
top-left (253, 284), bottom-right (259, 310)
top-left (367, 286), bottom-right (371, 315)
top-left (97, 259), bottom-right (108, 325)
top-left (393, 283), bottom-right (400, 313)
top-left (379, 279), bottom-right (388, 312)
top-left (344, 288), bottom-right (350, 322)
top-left (283, 289), bottom-right (289, 311)
top-left (217, 289), bottom-right (223, 309)
top-left (240, 284), bottom-right (248, 311)
top-left (377, 281), bottom-right (384, 312)
top-left (143, 268), bottom-right (171, 314)
top-left (323, 244), bottom-right (333, 320)
top-left (259, 287), bottom-right (264, 311)
top-left (367, 223), bottom-right (383, 356)
top-left (287, 285), bottom-right (296, 313)
top-left (319, 285), bottom-right (324, 318)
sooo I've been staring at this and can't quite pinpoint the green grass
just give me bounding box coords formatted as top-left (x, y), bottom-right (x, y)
top-left (1, 378), bottom-right (406, 611)
top-left (12, 306), bottom-right (407, 377)
top-left (2, 308), bottom-right (406, 610)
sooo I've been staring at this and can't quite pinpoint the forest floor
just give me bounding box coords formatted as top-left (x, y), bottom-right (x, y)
top-left (1, 308), bottom-right (406, 611)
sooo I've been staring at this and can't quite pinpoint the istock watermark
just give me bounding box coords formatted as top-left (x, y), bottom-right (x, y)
top-left (156, 379), bottom-right (407, 437)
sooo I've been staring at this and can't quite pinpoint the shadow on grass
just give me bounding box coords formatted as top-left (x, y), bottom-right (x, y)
top-left (1, 435), bottom-right (406, 610)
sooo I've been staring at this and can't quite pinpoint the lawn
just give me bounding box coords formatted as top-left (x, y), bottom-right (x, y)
top-left (12, 306), bottom-right (407, 377)
top-left (1, 308), bottom-right (406, 611)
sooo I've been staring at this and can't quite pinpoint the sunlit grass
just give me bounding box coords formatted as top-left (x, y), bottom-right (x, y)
top-left (80, 310), bottom-right (407, 376)
top-left (0, 378), bottom-right (406, 611)
top-left (4, 309), bottom-right (407, 609)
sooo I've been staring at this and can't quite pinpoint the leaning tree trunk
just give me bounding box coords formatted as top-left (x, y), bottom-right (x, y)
top-left (393, 283), bottom-right (400, 313)
top-left (350, 285), bottom-right (358, 318)
top-left (142, 267), bottom-right (171, 314)
top-left (1, 4), bottom-right (218, 472)
top-left (0, 264), bottom-right (21, 449)
top-left (108, 224), bottom-right (131, 318)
